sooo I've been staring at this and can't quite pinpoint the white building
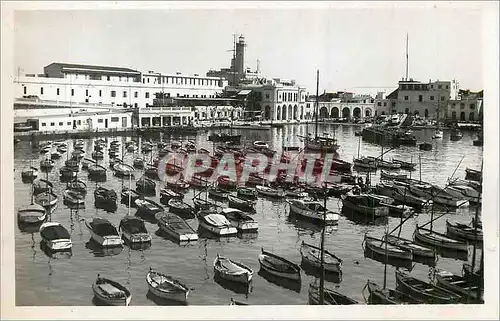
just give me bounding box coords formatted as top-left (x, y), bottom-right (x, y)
top-left (305, 92), bottom-right (376, 120)
top-left (15, 63), bottom-right (228, 110)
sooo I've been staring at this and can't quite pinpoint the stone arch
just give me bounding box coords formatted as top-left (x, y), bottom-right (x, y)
top-left (413, 110), bottom-right (419, 116)
top-left (365, 108), bottom-right (372, 117)
top-left (282, 105), bottom-right (287, 120)
top-left (460, 111), bottom-right (466, 121)
top-left (264, 105), bottom-right (271, 120)
top-left (381, 111), bottom-right (386, 115)
top-left (469, 112), bottom-right (474, 121)
top-left (375, 111), bottom-right (378, 116)
top-left (276, 105), bottom-right (281, 120)
top-left (424, 109), bottom-right (429, 118)
top-left (405, 108), bottom-right (410, 115)
top-left (319, 106), bottom-right (328, 119)
top-left (293, 105), bottom-right (298, 120)
top-left (300, 106), bottom-right (304, 119)
top-left (288, 105), bottom-right (293, 120)
top-left (331, 107), bottom-right (339, 118)
top-left (452, 111), bottom-right (457, 120)
top-left (342, 107), bottom-right (350, 119)
top-left (353, 107), bottom-right (361, 118)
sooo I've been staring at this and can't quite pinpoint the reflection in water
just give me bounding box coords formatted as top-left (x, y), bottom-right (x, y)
top-left (30, 233), bottom-right (37, 263)
top-left (258, 269), bottom-right (301, 294)
top-left (18, 222), bottom-right (43, 234)
top-left (300, 261), bottom-right (343, 284)
top-left (85, 239), bottom-right (123, 257)
top-left (213, 274), bottom-right (252, 296)
top-left (39, 241), bottom-right (73, 259)
top-left (199, 239), bottom-right (210, 281)
top-left (341, 207), bottom-right (389, 226)
top-left (363, 247), bottom-right (414, 270)
top-left (145, 290), bottom-right (188, 306)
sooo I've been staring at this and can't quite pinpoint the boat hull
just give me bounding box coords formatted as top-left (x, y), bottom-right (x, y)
top-left (413, 226), bottom-right (468, 251)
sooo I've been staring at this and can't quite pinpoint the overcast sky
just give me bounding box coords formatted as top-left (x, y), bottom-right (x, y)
top-left (14, 3), bottom-right (484, 95)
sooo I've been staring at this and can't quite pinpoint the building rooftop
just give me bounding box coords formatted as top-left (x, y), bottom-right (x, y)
top-left (45, 62), bottom-right (141, 75)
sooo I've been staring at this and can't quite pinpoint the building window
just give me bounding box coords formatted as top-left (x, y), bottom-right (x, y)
top-left (111, 117), bottom-right (119, 122)
top-left (59, 122), bottom-right (63, 126)
top-left (441, 96), bottom-right (445, 101)
top-left (446, 85), bottom-right (449, 89)
top-left (391, 102), bottom-right (396, 107)
top-left (469, 112), bottom-right (474, 121)
top-left (67, 122), bottom-right (71, 125)
top-left (40, 87), bottom-right (44, 95)
top-left (50, 122), bottom-right (55, 126)
top-left (41, 122), bottom-right (46, 126)
top-left (266, 94), bottom-right (270, 99)
top-left (111, 91), bottom-right (116, 97)
top-left (177, 93), bottom-right (180, 97)
top-left (107, 76), bottom-right (111, 81)
top-left (98, 119), bottom-right (103, 123)
top-left (383, 102), bottom-right (387, 107)
top-left (134, 103), bottom-right (138, 108)
top-left (419, 95), bottom-right (423, 102)
top-left (404, 96), bottom-right (409, 101)
top-left (123, 91), bottom-right (127, 98)
top-left (452, 103), bottom-right (456, 108)
top-left (147, 78), bottom-right (150, 83)
top-left (86, 89), bottom-right (89, 96)
top-left (438, 85), bottom-right (442, 89)
top-left (134, 91), bottom-right (138, 98)
top-left (56, 88), bottom-right (60, 96)
top-left (145, 92), bottom-right (150, 99)
top-left (431, 85), bottom-right (434, 89)
top-left (460, 103), bottom-right (465, 109)
top-left (23, 86), bottom-right (27, 95)
top-left (377, 102), bottom-right (381, 106)
top-left (77, 120), bottom-right (81, 125)
top-left (99, 90), bottom-right (102, 97)
top-left (430, 96), bottom-right (434, 101)
top-left (71, 89), bottom-right (74, 96)
top-left (470, 103), bottom-right (475, 109)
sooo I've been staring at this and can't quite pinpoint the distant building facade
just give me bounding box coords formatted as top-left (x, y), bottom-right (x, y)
top-left (305, 91), bottom-right (375, 120)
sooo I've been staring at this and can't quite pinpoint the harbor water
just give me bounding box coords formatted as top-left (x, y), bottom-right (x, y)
top-left (14, 124), bottom-right (483, 306)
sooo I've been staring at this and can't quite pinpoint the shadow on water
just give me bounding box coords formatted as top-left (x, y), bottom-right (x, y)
top-left (39, 241), bottom-right (73, 259)
top-left (213, 274), bottom-right (252, 296)
top-left (145, 290), bottom-right (188, 306)
top-left (63, 200), bottom-right (86, 210)
top-left (237, 232), bottom-right (258, 241)
top-left (123, 239), bottom-right (152, 251)
top-left (18, 221), bottom-right (44, 234)
top-left (94, 201), bottom-right (118, 213)
top-left (257, 269), bottom-right (302, 294)
top-left (363, 247), bottom-right (414, 270)
top-left (197, 227), bottom-right (238, 242)
top-left (135, 210), bottom-right (158, 224)
top-left (85, 239), bottom-right (123, 257)
top-left (341, 207), bottom-right (389, 226)
top-left (154, 229), bottom-right (199, 246)
top-left (300, 260), bottom-right (343, 284)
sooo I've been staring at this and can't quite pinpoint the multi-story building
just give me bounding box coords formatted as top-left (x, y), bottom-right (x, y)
top-left (447, 89), bottom-right (483, 122)
top-left (15, 63), bottom-right (228, 110)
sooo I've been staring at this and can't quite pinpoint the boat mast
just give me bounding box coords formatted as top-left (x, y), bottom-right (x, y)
top-left (319, 182), bottom-right (327, 304)
top-left (471, 160), bottom-right (483, 297)
top-left (419, 154), bottom-right (422, 182)
top-left (314, 69), bottom-right (319, 140)
top-left (383, 226), bottom-right (388, 289)
top-left (128, 171), bottom-right (132, 215)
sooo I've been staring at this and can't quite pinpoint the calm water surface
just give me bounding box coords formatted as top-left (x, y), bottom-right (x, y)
top-left (14, 124), bottom-right (483, 306)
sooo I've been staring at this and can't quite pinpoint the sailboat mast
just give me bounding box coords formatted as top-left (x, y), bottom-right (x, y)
top-left (405, 33), bottom-right (409, 81)
top-left (314, 70), bottom-right (319, 140)
top-left (383, 227), bottom-right (388, 289)
top-left (471, 160), bottom-right (483, 279)
top-left (319, 183), bottom-right (327, 305)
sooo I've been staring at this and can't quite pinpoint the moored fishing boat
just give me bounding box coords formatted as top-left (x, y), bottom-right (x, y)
top-left (217, 175), bottom-right (237, 189)
top-left (40, 158), bottom-right (55, 171)
top-left (166, 179), bottom-right (190, 191)
top-left (193, 197), bottom-right (218, 212)
top-left (376, 159), bottom-right (401, 170)
top-left (146, 268), bottom-right (190, 303)
top-left (136, 176), bottom-right (156, 194)
top-left (88, 164), bottom-right (107, 179)
top-left (236, 187), bottom-right (257, 199)
top-left (50, 151), bottom-right (62, 160)
top-left (413, 224), bottom-right (469, 251)
top-left (35, 191), bottom-right (58, 208)
top-left (208, 187), bottom-right (230, 200)
top-left (168, 199), bottom-right (195, 218)
top-left (159, 187), bottom-right (183, 204)
top-left (255, 185), bottom-right (285, 198)
top-left (384, 234), bottom-right (436, 259)
top-left (21, 166), bottom-right (38, 181)
top-left (81, 158), bottom-right (95, 170)
top-left (39, 222), bottom-right (72, 251)
top-left (288, 199), bottom-right (339, 224)
top-left (308, 281), bottom-right (357, 305)
top-left (227, 195), bottom-right (255, 212)
top-left (33, 179), bottom-right (53, 195)
top-left (94, 187), bottom-right (117, 206)
top-left (155, 212), bottom-right (198, 242)
top-left (363, 281), bottom-right (422, 304)
top-left (18, 203), bottom-right (46, 226)
top-left (133, 157), bottom-right (145, 168)
top-left (221, 208), bottom-right (258, 233)
top-left (67, 179), bottom-right (87, 195)
top-left (113, 163), bottom-right (134, 177)
top-left (300, 241), bottom-right (342, 274)
top-left (392, 159), bottom-right (417, 170)
top-left (395, 269), bottom-right (460, 304)
top-left (119, 216), bottom-right (152, 244)
top-left (190, 174), bottom-right (210, 188)
top-left (419, 142), bottom-right (432, 151)
top-left (59, 166), bottom-right (77, 180)
top-left (363, 235), bottom-right (413, 260)
top-left (121, 188), bottom-right (141, 206)
top-left (85, 217), bottom-right (123, 247)
top-left (341, 194), bottom-right (389, 218)
top-left (253, 141), bottom-right (269, 150)
top-left (353, 157), bottom-right (377, 170)
top-left (197, 211), bottom-right (238, 236)
top-left (465, 167), bottom-right (481, 182)
top-left (92, 275), bottom-right (131, 306)
top-left (91, 151), bottom-right (104, 160)
top-left (258, 248), bottom-right (301, 281)
top-left (380, 170), bottom-right (407, 180)
top-left (213, 254), bottom-right (253, 284)
top-left (63, 189), bottom-right (85, 206)
top-left (135, 198), bottom-right (164, 220)
top-left (446, 220), bottom-right (483, 242)
top-left (435, 270), bottom-right (482, 302)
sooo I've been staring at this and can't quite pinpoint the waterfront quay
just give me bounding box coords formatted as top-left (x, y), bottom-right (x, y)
top-left (14, 122), bottom-right (483, 306)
